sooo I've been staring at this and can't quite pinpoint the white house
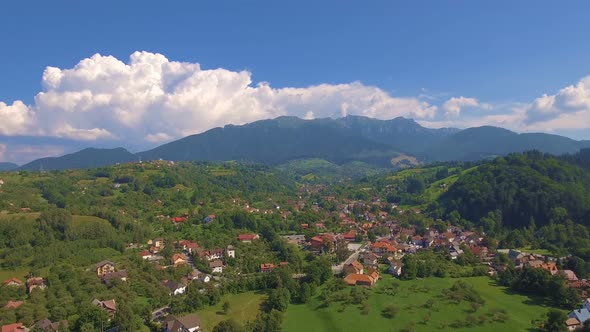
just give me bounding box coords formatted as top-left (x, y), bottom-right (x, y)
top-left (209, 260), bottom-right (224, 274)
top-left (161, 280), bottom-right (187, 296)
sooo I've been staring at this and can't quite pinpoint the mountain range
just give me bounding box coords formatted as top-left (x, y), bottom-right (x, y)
top-left (12, 116), bottom-right (590, 171)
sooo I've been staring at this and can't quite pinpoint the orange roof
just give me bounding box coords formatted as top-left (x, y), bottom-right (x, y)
top-left (3, 301), bottom-right (24, 309)
top-left (343, 274), bottom-right (374, 286)
top-left (1, 323), bottom-right (24, 332)
top-left (566, 318), bottom-right (581, 326)
top-left (172, 253), bottom-right (187, 262)
top-left (349, 261), bottom-right (363, 271)
top-left (2, 277), bottom-right (22, 286)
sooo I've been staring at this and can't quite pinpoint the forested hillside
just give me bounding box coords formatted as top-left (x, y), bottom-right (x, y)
top-left (440, 149), bottom-right (590, 229)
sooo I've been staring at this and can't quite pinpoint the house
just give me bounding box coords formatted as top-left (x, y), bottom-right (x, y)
top-left (164, 314), bottom-right (202, 332)
top-left (3, 301), bottom-right (24, 309)
top-left (2, 278), bottom-right (23, 287)
top-left (260, 263), bottom-right (276, 273)
top-left (95, 260), bottom-right (116, 277)
top-left (310, 234), bottom-right (337, 253)
top-left (540, 262), bottom-right (559, 276)
top-left (140, 250), bottom-right (152, 260)
top-left (178, 240), bottom-right (199, 254)
top-left (562, 270), bottom-right (579, 282)
top-left (361, 252), bottom-right (379, 266)
top-left (565, 317), bottom-right (581, 331)
top-left (1, 323), bottom-right (28, 332)
top-left (172, 253), bottom-right (188, 267)
top-left (225, 245), bottom-right (235, 258)
top-left (388, 262), bottom-right (403, 277)
top-left (343, 274), bottom-right (377, 287)
top-left (343, 261), bottom-right (364, 275)
top-left (209, 260), bottom-right (224, 274)
top-left (153, 237), bottom-right (165, 248)
top-left (101, 270), bottom-right (128, 284)
top-left (26, 277), bottom-right (46, 293)
top-left (342, 230), bottom-right (358, 242)
top-left (32, 318), bottom-right (66, 332)
top-left (583, 298), bottom-right (590, 312)
top-left (369, 241), bottom-right (396, 254)
top-left (92, 299), bottom-right (117, 318)
top-left (367, 267), bottom-right (380, 283)
top-left (569, 308), bottom-right (590, 324)
top-left (161, 280), bottom-right (187, 296)
top-left (238, 233), bottom-right (259, 243)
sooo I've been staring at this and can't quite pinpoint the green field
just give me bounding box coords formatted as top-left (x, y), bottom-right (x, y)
top-left (283, 276), bottom-right (550, 332)
top-left (194, 291), bottom-right (266, 331)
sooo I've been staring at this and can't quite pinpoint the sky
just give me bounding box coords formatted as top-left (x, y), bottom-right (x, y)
top-left (1, 0), bottom-right (590, 164)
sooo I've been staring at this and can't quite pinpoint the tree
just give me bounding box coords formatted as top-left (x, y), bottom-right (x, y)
top-left (222, 301), bottom-right (231, 314)
top-left (543, 309), bottom-right (567, 332)
top-left (267, 287), bottom-right (290, 312)
top-left (382, 304), bottom-right (400, 318)
top-left (115, 300), bottom-right (138, 332)
top-left (213, 319), bottom-right (244, 332)
top-left (335, 239), bottom-right (350, 262)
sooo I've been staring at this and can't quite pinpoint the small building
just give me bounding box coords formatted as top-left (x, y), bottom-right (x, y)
top-left (92, 299), bottom-right (117, 318)
top-left (569, 308), bottom-right (590, 325)
top-left (172, 253), bottom-right (188, 267)
top-left (238, 234), bottom-right (259, 243)
top-left (101, 270), bottom-right (128, 284)
top-left (566, 317), bottom-right (581, 331)
top-left (140, 250), bottom-right (152, 260)
top-left (26, 277), bottom-right (46, 293)
top-left (343, 261), bottom-right (364, 276)
top-left (361, 252), bottom-right (379, 266)
top-left (161, 280), bottom-right (187, 296)
top-left (3, 301), bottom-right (24, 309)
top-left (164, 313), bottom-right (202, 332)
top-left (225, 245), bottom-right (235, 259)
top-left (32, 318), bottom-right (66, 332)
top-left (562, 270), bottom-right (579, 282)
top-left (209, 260), bottom-right (224, 274)
top-left (1, 323), bottom-right (27, 332)
top-left (2, 278), bottom-right (23, 287)
top-left (260, 263), bottom-right (276, 273)
top-left (343, 274), bottom-right (377, 287)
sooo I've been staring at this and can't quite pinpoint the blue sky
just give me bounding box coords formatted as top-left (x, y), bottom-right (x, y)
top-left (1, 0), bottom-right (590, 163)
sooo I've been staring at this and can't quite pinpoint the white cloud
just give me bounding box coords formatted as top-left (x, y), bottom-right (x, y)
top-left (0, 51), bottom-right (438, 143)
top-left (0, 101), bottom-right (35, 135)
top-left (442, 96), bottom-right (491, 117)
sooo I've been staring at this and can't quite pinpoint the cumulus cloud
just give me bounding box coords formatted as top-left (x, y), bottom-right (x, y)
top-left (0, 51), bottom-right (438, 144)
top-left (442, 96), bottom-right (491, 117)
top-left (0, 101), bottom-right (35, 135)
top-left (525, 76), bottom-right (590, 127)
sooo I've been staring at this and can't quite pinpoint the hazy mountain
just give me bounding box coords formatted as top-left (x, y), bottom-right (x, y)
top-left (16, 116), bottom-right (590, 170)
top-left (138, 116), bottom-right (400, 166)
top-left (422, 126), bottom-right (590, 162)
top-left (0, 162), bottom-right (18, 171)
top-left (18, 148), bottom-right (137, 171)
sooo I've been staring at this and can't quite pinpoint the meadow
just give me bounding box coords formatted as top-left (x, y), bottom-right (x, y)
top-left (194, 291), bottom-right (266, 331)
top-left (283, 275), bottom-right (550, 332)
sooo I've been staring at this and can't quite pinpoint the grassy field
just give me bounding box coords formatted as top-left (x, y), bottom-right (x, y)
top-left (283, 276), bottom-right (550, 332)
top-left (194, 291), bottom-right (266, 331)
top-left (516, 246), bottom-right (554, 256)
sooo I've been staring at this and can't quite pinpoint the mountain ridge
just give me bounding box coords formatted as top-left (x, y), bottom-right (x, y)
top-left (13, 116), bottom-right (590, 171)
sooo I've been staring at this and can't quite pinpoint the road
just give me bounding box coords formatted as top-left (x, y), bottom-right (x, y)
top-left (332, 243), bottom-right (367, 274)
